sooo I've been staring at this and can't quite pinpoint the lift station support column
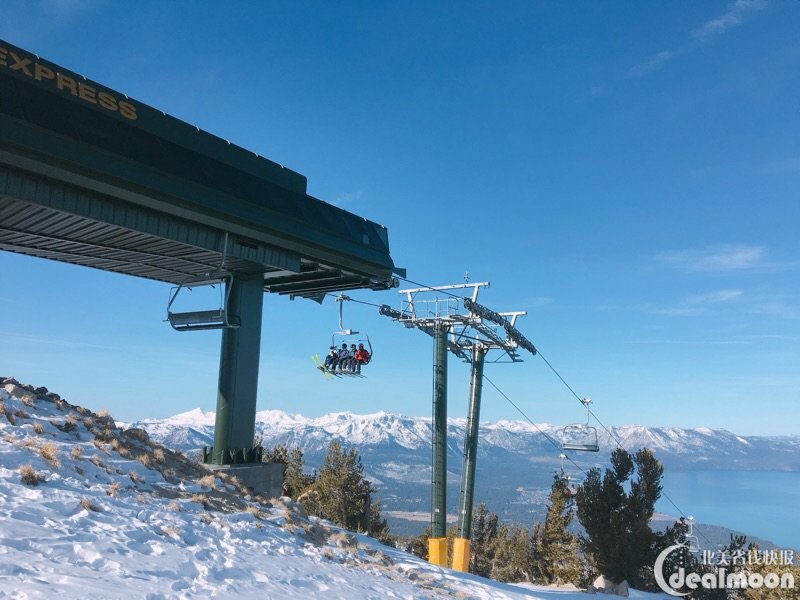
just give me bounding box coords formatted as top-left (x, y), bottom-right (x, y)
top-left (429, 321), bottom-right (449, 566)
top-left (211, 273), bottom-right (265, 465)
top-left (452, 344), bottom-right (487, 572)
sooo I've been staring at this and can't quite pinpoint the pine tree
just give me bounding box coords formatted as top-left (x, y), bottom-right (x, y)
top-left (471, 502), bottom-right (500, 577)
top-left (490, 523), bottom-right (531, 582)
top-left (310, 440), bottom-right (372, 531)
top-left (535, 471), bottom-right (582, 585)
top-left (283, 446), bottom-right (314, 499)
top-left (261, 444), bottom-right (314, 499)
top-left (576, 447), bottom-right (664, 588)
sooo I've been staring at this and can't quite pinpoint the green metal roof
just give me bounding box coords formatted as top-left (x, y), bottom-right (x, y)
top-left (0, 39), bottom-right (397, 298)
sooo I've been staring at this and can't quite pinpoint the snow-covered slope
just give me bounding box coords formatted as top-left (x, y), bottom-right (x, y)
top-left (0, 380), bottom-right (665, 599)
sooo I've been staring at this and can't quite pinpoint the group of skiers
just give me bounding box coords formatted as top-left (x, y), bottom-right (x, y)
top-left (323, 342), bottom-right (371, 374)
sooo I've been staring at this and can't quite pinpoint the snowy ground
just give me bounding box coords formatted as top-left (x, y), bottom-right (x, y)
top-left (0, 381), bottom-right (664, 599)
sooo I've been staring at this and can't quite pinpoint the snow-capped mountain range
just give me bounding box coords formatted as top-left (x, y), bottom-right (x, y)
top-left (132, 409), bottom-right (800, 536)
top-left (133, 408), bottom-right (800, 471)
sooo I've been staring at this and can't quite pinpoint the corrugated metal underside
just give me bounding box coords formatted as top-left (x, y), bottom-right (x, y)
top-left (0, 167), bottom-right (387, 298)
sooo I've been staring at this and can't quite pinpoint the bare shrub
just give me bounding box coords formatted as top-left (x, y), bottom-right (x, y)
top-left (20, 394), bottom-right (35, 407)
top-left (19, 464), bottom-right (43, 486)
top-left (80, 498), bottom-right (100, 512)
top-left (32, 422), bottom-right (44, 434)
top-left (128, 470), bottom-right (143, 484)
top-left (161, 526), bottom-right (180, 538)
top-left (136, 494), bottom-right (146, 504)
top-left (14, 409), bottom-right (30, 419)
top-left (167, 501), bottom-right (181, 512)
top-left (198, 474), bottom-right (217, 490)
top-left (70, 445), bottom-right (82, 459)
top-left (3, 433), bottom-right (14, 443)
top-left (106, 482), bottom-right (120, 497)
top-left (57, 416), bottom-right (78, 433)
top-left (1, 404), bottom-right (16, 425)
top-left (244, 505), bottom-right (264, 520)
top-left (152, 447), bottom-right (166, 464)
top-left (55, 399), bottom-right (67, 411)
top-left (89, 455), bottom-right (104, 469)
top-left (190, 494), bottom-right (210, 509)
top-left (137, 453), bottom-right (152, 469)
top-left (97, 409), bottom-right (109, 418)
top-left (82, 417), bottom-right (94, 431)
top-left (76, 406), bottom-right (90, 416)
top-left (124, 428), bottom-right (149, 444)
top-left (39, 443), bottom-right (60, 469)
top-left (23, 437), bottom-right (38, 450)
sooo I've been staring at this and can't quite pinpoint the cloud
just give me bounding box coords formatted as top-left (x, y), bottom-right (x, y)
top-left (753, 301), bottom-right (800, 320)
top-left (692, 0), bottom-right (767, 41)
top-left (625, 0), bottom-right (766, 80)
top-left (685, 289), bottom-right (743, 304)
top-left (627, 50), bottom-right (674, 78)
top-left (655, 244), bottom-right (765, 272)
top-left (760, 155), bottom-right (800, 175)
top-left (334, 190), bottom-right (364, 207)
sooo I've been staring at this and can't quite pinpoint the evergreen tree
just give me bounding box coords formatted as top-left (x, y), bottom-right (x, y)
top-left (261, 444), bottom-right (314, 499)
top-left (576, 447), bottom-right (664, 588)
top-left (307, 440), bottom-right (372, 531)
top-left (300, 440), bottom-right (393, 545)
top-left (534, 472), bottom-right (582, 585)
top-left (490, 523), bottom-right (531, 582)
top-left (470, 502), bottom-right (500, 577)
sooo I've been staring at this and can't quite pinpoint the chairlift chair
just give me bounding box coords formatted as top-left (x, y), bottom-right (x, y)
top-left (167, 272), bottom-right (241, 332)
top-left (685, 516), bottom-right (701, 553)
top-left (561, 397), bottom-right (600, 453)
top-left (323, 295), bottom-right (374, 377)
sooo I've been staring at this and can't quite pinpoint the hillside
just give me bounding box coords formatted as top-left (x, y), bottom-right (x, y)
top-left (0, 378), bottom-right (667, 599)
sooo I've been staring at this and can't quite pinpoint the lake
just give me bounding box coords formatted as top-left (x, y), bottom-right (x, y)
top-left (658, 470), bottom-right (800, 550)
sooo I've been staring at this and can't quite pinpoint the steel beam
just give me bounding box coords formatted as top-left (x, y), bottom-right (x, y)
top-left (209, 272), bottom-right (264, 464)
top-left (452, 344), bottom-right (487, 572)
top-left (429, 321), bottom-right (449, 566)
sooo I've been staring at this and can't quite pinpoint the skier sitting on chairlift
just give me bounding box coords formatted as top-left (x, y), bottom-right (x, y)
top-left (323, 346), bottom-right (338, 371)
top-left (336, 343), bottom-right (351, 372)
top-left (354, 343), bottom-right (371, 374)
top-left (344, 343), bottom-right (358, 372)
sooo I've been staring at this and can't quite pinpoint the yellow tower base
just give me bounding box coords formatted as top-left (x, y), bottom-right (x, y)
top-left (451, 537), bottom-right (470, 572)
top-left (428, 537), bottom-right (448, 566)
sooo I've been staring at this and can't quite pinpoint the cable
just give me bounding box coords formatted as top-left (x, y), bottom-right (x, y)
top-left (396, 276), bottom-right (470, 300)
top-left (533, 351), bottom-right (715, 548)
top-left (482, 374), bottom-right (589, 478)
top-left (347, 275), bottom-right (713, 547)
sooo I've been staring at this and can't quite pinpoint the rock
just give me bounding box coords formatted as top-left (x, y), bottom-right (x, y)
top-left (588, 576), bottom-right (629, 597)
top-left (45, 392), bottom-right (61, 402)
top-left (34, 386), bottom-right (48, 396)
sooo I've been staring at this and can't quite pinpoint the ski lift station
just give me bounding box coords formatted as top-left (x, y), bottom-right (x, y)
top-left (0, 39), bottom-right (608, 573)
top-left (0, 39), bottom-right (400, 469)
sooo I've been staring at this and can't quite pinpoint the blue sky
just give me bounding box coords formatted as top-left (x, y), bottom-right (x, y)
top-left (1, 1), bottom-right (798, 435)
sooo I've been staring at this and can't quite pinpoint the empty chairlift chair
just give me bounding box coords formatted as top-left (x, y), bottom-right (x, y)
top-left (561, 397), bottom-right (600, 453)
top-left (167, 272), bottom-right (241, 331)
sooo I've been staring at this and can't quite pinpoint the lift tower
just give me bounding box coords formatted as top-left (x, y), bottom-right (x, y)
top-left (380, 281), bottom-right (535, 570)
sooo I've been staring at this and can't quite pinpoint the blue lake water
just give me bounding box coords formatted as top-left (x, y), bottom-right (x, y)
top-left (658, 470), bottom-right (800, 549)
